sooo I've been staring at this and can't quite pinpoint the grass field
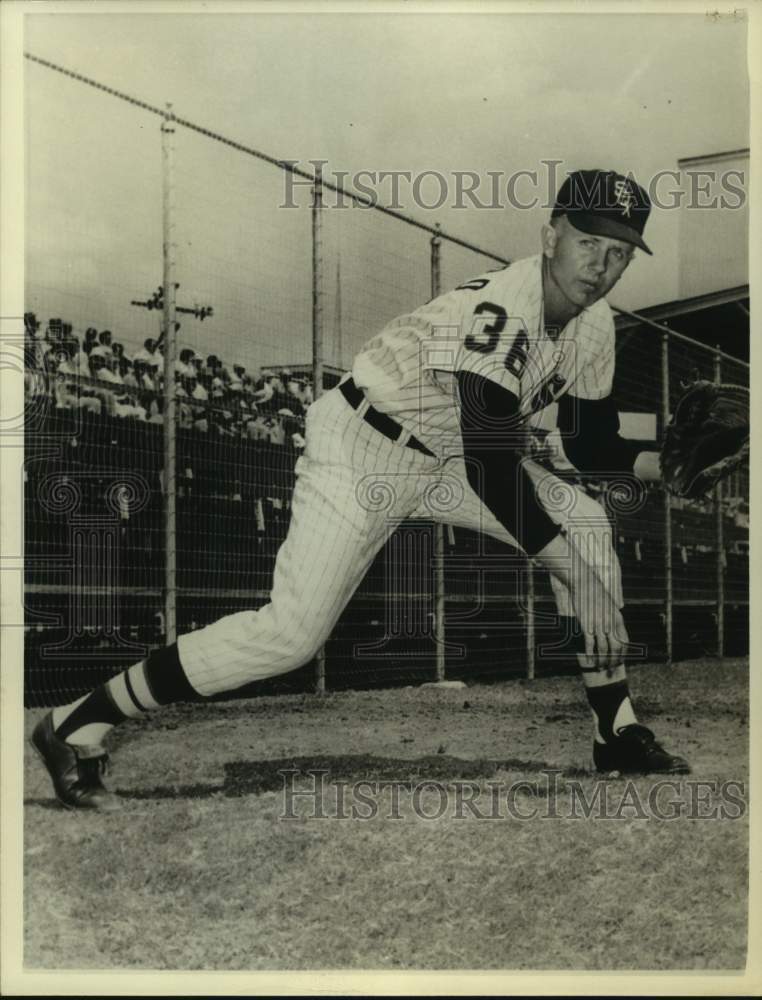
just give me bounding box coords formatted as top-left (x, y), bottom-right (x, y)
top-left (23, 657), bottom-right (748, 971)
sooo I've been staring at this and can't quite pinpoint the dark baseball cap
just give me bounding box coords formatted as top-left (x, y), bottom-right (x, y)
top-left (552, 169), bottom-right (652, 255)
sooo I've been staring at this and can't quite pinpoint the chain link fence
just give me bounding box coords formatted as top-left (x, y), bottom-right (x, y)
top-left (22, 55), bottom-right (749, 705)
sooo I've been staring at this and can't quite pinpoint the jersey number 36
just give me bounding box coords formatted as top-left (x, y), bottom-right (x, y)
top-left (464, 301), bottom-right (528, 378)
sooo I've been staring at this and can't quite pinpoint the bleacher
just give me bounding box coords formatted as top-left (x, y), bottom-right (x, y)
top-left (22, 308), bottom-right (749, 706)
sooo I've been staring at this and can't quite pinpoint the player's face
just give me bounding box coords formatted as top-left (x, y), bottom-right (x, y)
top-left (544, 217), bottom-right (634, 311)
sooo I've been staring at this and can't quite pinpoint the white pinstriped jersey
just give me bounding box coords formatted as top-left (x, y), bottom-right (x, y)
top-left (351, 254), bottom-right (616, 458)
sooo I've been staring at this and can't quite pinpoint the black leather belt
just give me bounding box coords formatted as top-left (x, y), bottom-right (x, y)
top-left (339, 377), bottom-right (435, 458)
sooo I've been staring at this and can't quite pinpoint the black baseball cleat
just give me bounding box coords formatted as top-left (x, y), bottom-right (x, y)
top-left (30, 712), bottom-right (121, 812)
top-left (593, 724), bottom-right (691, 775)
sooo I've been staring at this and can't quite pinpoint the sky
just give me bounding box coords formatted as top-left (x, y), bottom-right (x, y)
top-left (20, 8), bottom-right (751, 374)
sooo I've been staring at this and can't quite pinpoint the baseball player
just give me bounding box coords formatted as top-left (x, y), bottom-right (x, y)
top-left (32, 169), bottom-right (689, 811)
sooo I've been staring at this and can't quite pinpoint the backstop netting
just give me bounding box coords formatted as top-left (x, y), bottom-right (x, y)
top-left (23, 53), bottom-right (749, 705)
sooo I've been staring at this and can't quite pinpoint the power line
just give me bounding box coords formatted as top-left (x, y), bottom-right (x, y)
top-left (24, 51), bottom-right (510, 265)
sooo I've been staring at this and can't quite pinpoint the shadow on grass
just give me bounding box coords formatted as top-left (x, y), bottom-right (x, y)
top-left (24, 798), bottom-right (76, 810)
top-left (109, 753), bottom-right (594, 803)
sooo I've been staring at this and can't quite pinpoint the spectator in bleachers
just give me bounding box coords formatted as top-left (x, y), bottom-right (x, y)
top-left (115, 391), bottom-right (146, 421)
top-left (88, 353), bottom-right (119, 415)
top-left (24, 364), bottom-right (48, 403)
top-left (51, 343), bottom-right (77, 411)
top-left (24, 311), bottom-right (41, 338)
top-left (267, 414), bottom-right (286, 447)
top-left (91, 330), bottom-right (113, 360)
top-left (45, 317), bottom-right (63, 343)
top-left (74, 355), bottom-right (103, 415)
top-left (278, 408), bottom-right (306, 448)
top-left (189, 373), bottom-right (209, 403)
top-left (268, 373), bottom-right (292, 414)
top-left (22, 305), bottom-right (317, 443)
top-left (108, 359), bottom-right (145, 420)
top-left (39, 346), bottom-right (59, 384)
top-left (24, 313), bottom-right (49, 376)
top-left (245, 409), bottom-right (269, 441)
top-left (121, 358), bottom-right (139, 390)
top-left (146, 393), bottom-right (163, 425)
top-left (71, 338), bottom-right (89, 377)
top-left (201, 356), bottom-right (226, 394)
top-left (285, 371), bottom-right (307, 411)
top-left (133, 359), bottom-right (156, 394)
top-left (209, 387), bottom-right (235, 436)
top-left (229, 364), bottom-right (246, 393)
top-left (176, 348), bottom-right (197, 379)
top-left (242, 379), bottom-right (256, 403)
top-left (193, 405), bottom-right (209, 434)
top-left (23, 326), bottom-right (49, 401)
top-left (223, 388), bottom-right (240, 431)
top-left (23, 312), bottom-right (39, 348)
top-left (175, 379), bottom-right (194, 430)
top-left (133, 337), bottom-right (160, 370)
top-left (82, 327), bottom-right (99, 357)
top-left (65, 340), bottom-right (80, 367)
top-left (196, 370), bottom-right (210, 398)
top-left (105, 351), bottom-right (124, 380)
top-left (40, 319), bottom-right (65, 368)
top-left (229, 392), bottom-right (250, 428)
top-left (208, 354), bottom-right (232, 387)
top-left (111, 342), bottom-right (130, 368)
top-left (61, 322), bottom-right (77, 351)
top-left (252, 370), bottom-right (275, 410)
top-left (181, 374), bottom-right (209, 432)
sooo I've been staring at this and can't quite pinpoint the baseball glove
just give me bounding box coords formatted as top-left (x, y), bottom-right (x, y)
top-left (660, 380), bottom-right (749, 499)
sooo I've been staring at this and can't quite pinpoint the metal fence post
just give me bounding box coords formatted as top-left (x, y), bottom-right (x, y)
top-left (161, 104), bottom-right (178, 646)
top-left (714, 350), bottom-right (725, 658)
top-left (312, 163), bottom-right (327, 694)
top-left (661, 332), bottom-right (672, 664)
top-left (312, 163), bottom-right (325, 402)
top-left (525, 562), bottom-right (535, 679)
top-left (430, 225), bottom-right (446, 682)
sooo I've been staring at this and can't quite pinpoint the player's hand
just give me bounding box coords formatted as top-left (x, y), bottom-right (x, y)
top-left (568, 571), bottom-right (629, 674)
top-left (535, 531), bottom-right (628, 673)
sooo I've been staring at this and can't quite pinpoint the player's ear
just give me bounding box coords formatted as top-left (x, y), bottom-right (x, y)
top-left (541, 222), bottom-right (558, 259)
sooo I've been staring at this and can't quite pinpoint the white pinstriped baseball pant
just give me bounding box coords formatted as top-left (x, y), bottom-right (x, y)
top-left (178, 386), bottom-right (623, 696)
